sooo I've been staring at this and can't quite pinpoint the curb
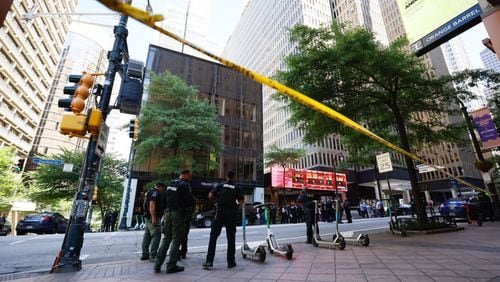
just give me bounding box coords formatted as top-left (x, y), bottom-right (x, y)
top-left (406, 226), bottom-right (465, 235)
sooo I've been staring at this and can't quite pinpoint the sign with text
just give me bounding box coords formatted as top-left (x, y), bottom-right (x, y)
top-left (397, 0), bottom-right (481, 55)
top-left (471, 107), bottom-right (500, 150)
top-left (376, 152), bottom-right (393, 173)
top-left (271, 167), bottom-right (347, 192)
top-left (32, 158), bottom-right (64, 166)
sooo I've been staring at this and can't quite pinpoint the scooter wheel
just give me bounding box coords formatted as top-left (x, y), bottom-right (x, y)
top-left (286, 251), bottom-right (293, 260)
top-left (360, 235), bottom-right (370, 247)
top-left (258, 247), bottom-right (266, 262)
top-left (242, 254), bottom-right (247, 259)
top-left (313, 241), bottom-right (319, 247)
top-left (337, 237), bottom-right (346, 250)
top-left (267, 239), bottom-right (274, 254)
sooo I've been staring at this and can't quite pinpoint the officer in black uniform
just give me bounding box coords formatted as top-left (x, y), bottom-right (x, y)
top-left (179, 180), bottom-right (196, 260)
top-left (154, 169), bottom-right (194, 274)
top-left (297, 187), bottom-right (316, 244)
top-left (141, 182), bottom-right (165, 261)
top-left (203, 171), bottom-right (244, 269)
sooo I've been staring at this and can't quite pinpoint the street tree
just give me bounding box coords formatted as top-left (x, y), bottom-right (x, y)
top-left (27, 149), bottom-right (127, 218)
top-left (0, 147), bottom-right (22, 213)
top-left (274, 23), bottom-right (483, 223)
top-left (264, 146), bottom-right (305, 205)
top-left (135, 72), bottom-right (222, 178)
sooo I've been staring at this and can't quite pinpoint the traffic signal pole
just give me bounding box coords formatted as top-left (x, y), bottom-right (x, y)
top-left (52, 11), bottom-right (130, 273)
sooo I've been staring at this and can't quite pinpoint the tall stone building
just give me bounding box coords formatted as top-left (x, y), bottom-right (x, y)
top-left (0, 0), bottom-right (78, 161)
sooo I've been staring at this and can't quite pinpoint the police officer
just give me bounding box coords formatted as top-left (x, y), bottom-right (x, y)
top-left (297, 187), bottom-right (316, 244)
top-left (141, 182), bottom-right (165, 262)
top-left (203, 171), bottom-right (244, 269)
top-left (154, 169), bottom-right (194, 274)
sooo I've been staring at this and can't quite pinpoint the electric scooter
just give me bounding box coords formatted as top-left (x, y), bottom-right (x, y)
top-left (255, 203), bottom-right (293, 260)
top-left (337, 231), bottom-right (370, 247)
top-left (312, 200), bottom-right (346, 250)
top-left (240, 203), bottom-right (266, 262)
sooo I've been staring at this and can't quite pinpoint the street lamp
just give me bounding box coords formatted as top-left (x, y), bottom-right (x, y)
top-left (332, 152), bottom-right (344, 199)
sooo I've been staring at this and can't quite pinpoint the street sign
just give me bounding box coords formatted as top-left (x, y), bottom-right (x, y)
top-left (63, 163), bottom-right (74, 172)
top-left (32, 158), bottom-right (64, 166)
top-left (95, 123), bottom-right (109, 158)
top-left (416, 164), bottom-right (444, 173)
top-left (376, 152), bottom-right (393, 173)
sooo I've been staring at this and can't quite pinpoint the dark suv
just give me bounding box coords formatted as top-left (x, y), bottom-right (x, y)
top-left (193, 203), bottom-right (258, 228)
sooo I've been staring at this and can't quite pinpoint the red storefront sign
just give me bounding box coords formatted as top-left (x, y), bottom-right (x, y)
top-left (271, 167), bottom-right (347, 192)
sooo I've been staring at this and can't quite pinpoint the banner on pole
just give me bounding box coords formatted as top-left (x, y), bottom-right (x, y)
top-left (471, 107), bottom-right (500, 150)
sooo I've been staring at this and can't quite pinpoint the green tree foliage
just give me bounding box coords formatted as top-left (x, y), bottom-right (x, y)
top-left (27, 149), bottom-right (126, 216)
top-left (273, 23), bottom-right (492, 222)
top-left (135, 72), bottom-right (222, 177)
top-left (0, 147), bottom-right (22, 212)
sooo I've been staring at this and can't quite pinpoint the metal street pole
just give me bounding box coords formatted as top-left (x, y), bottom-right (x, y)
top-left (51, 9), bottom-right (130, 273)
top-left (119, 141), bottom-right (135, 230)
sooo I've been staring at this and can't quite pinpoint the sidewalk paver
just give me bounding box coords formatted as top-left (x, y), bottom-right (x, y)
top-left (10, 222), bottom-right (500, 282)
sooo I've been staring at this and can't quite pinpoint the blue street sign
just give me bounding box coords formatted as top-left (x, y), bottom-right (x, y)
top-left (32, 158), bottom-right (64, 166)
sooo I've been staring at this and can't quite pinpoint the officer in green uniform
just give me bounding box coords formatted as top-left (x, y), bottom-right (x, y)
top-left (154, 169), bottom-right (194, 274)
top-left (140, 182), bottom-right (165, 261)
top-left (203, 171), bottom-right (244, 269)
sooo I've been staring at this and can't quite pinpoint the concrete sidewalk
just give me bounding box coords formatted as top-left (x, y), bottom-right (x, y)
top-left (13, 222), bottom-right (500, 282)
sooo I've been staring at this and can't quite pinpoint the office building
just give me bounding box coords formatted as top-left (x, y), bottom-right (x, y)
top-left (125, 46), bottom-right (263, 222)
top-left (29, 28), bottom-right (108, 161)
top-left (0, 0), bottom-right (78, 161)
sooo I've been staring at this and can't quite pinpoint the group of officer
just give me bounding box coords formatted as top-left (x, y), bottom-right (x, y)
top-left (141, 169), bottom-right (195, 274)
top-left (142, 169), bottom-right (244, 274)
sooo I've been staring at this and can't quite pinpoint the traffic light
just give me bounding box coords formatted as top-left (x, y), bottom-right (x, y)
top-left (129, 118), bottom-right (139, 140)
top-left (92, 186), bottom-right (98, 204)
top-left (59, 73), bottom-right (94, 137)
top-left (15, 159), bottom-right (25, 173)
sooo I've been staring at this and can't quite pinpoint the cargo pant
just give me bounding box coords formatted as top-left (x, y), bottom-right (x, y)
top-left (154, 211), bottom-right (184, 272)
top-left (141, 217), bottom-right (161, 259)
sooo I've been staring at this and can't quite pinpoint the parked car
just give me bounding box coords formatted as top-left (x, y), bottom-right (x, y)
top-left (439, 198), bottom-right (479, 219)
top-left (0, 219), bottom-right (12, 236)
top-left (392, 204), bottom-right (413, 216)
top-left (16, 212), bottom-right (68, 235)
top-left (193, 203), bottom-right (259, 228)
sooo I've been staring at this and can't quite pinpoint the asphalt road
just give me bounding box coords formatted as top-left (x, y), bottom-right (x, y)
top-left (0, 217), bottom-right (390, 276)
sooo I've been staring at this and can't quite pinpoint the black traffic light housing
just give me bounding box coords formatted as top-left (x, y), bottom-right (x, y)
top-left (58, 75), bottom-right (83, 111)
top-left (129, 119), bottom-right (135, 139)
top-left (16, 158), bottom-right (25, 173)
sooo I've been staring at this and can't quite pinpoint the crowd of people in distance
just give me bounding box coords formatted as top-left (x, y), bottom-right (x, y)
top-left (274, 199), bottom-right (354, 224)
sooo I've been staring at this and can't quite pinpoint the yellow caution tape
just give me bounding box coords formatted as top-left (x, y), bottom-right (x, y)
top-left (97, 0), bottom-right (495, 196)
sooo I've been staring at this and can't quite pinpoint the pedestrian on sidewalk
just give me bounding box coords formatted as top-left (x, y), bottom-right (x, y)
top-left (343, 199), bottom-right (352, 223)
top-left (203, 171), bottom-right (244, 269)
top-left (428, 199), bottom-right (435, 216)
top-left (297, 187), bottom-right (316, 244)
top-left (154, 169), bottom-right (194, 274)
top-left (141, 182), bottom-right (165, 262)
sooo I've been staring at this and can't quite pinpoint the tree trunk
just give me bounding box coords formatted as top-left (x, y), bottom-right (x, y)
top-left (391, 103), bottom-right (428, 223)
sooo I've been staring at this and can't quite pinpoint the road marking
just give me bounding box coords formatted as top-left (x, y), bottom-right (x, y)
top-left (9, 240), bottom-right (24, 245)
top-left (81, 254), bottom-right (89, 260)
